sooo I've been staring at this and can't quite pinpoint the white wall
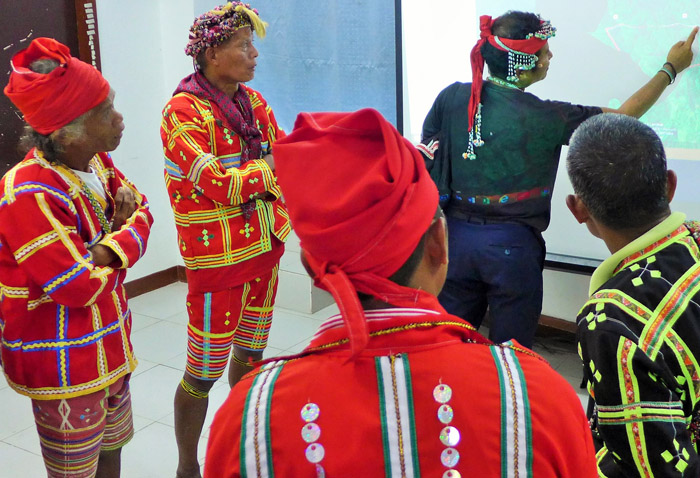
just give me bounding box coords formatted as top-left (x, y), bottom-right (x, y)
top-left (94, 0), bottom-right (595, 321)
top-left (96, 0), bottom-right (196, 279)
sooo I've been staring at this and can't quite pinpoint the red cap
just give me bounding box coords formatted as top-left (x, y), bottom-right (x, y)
top-left (274, 108), bottom-right (440, 356)
top-left (4, 37), bottom-right (109, 135)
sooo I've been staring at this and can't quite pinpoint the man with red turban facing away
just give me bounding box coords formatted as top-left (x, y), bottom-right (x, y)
top-left (203, 108), bottom-right (598, 477)
top-left (421, 11), bottom-right (697, 349)
top-left (0, 38), bottom-right (153, 478)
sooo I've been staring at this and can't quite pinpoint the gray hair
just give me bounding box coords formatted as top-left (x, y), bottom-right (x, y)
top-left (17, 59), bottom-right (87, 162)
top-left (566, 113), bottom-right (669, 229)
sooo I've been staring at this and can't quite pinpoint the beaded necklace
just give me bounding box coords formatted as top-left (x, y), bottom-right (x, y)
top-left (487, 76), bottom-right (521, 90)
top-left (80, 179), bottom-right (112, 235)
top-left (242, 319), bottom-right (542, 379)
top-left (33, 149), bottom-right (112, 235)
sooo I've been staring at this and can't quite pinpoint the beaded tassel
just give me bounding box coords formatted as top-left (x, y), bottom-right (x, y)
top-left (464, 104), bottom-right (484, 161)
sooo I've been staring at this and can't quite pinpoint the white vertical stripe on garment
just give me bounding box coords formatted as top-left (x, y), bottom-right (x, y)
top-left (378, 355), bottom-right (417, 478)
top-left (494, 346), bottom-right (529, 478)
top-left (242, 361), bottom-right (283, 478)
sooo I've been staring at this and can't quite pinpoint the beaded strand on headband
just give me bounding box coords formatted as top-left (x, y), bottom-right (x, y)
top-left (464, 15), bottom-right (556, 161)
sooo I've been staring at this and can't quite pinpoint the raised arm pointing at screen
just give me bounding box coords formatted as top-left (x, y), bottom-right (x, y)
top-left (420, 10), bottom-right (697, 349)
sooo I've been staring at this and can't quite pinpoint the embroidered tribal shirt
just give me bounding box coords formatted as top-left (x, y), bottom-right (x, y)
top-left (0, 149), bottom-right (153, 399)
top-left (160, 85), bottom-right (290, 293)
top-left (204, 308), bottom-right (597, 477)
top-left (579, 212), bottom-right (700, 477)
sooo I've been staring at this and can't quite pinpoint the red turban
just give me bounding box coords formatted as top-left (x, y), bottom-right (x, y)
top-left (4, 37), bottom-right (109, 135)
top-left (274, 108), bottom-right (441, 357)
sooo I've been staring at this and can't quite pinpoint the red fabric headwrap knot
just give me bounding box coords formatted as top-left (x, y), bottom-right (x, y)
top-left (468, 15), bottom-right (550, 132)
top-left (4, 37), bottom-right (109, 135)
top-left (274, 108), bottom-right (443, 358)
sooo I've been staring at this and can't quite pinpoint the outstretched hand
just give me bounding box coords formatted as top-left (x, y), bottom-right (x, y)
top-left (667, 26), bottom-right (698, 74)
top-left (111, 186), bottom-right (136, 231)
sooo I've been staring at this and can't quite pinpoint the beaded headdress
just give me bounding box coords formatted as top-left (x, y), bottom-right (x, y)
top-left (185, 2), bottom-right (267, 63)
top-left (465, 14), bottom-right (556, 160)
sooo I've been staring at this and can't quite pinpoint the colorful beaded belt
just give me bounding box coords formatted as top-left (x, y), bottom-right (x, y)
top-left (456, 186), bottom-right (551, 205)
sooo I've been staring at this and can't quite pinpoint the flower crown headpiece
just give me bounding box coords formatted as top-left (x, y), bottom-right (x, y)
top-left (185, 2), bottom-right (267, 61)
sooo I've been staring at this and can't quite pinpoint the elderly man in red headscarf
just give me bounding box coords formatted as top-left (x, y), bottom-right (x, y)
top-left (203, 108), bottom-right (598, 477)
top-left (0, 38), bottom-right (153, 478)
top-left (421, 11), bottom-right (697, 350)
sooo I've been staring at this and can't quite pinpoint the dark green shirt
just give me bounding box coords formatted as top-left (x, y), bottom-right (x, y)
top-left (422, 81), bottom-right (601, 232)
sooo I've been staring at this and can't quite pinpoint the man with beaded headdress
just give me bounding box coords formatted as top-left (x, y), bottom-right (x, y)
top-left (159, 2), bottom-right (289, 477)
top-left (421, 11), bottom-right (698, 349)
top-left (0, 38), bottom-right (153, 477)
top-left (203, 108), bottom-right (598, 477)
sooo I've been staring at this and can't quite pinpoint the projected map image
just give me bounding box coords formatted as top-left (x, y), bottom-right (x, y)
top-left (593, 0), bottom-right (700, 150)
top-left (476, 0), bottom-right (700, 153)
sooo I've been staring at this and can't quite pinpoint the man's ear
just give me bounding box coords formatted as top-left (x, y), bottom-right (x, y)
top-left (566, 194), bottom-right (590, 225)
top-left (425, 217), bottom-right (448, 267)
top-left (667, 170), bottom-right (677, 204)
top-left (204, 45), bottom-right (218, 67)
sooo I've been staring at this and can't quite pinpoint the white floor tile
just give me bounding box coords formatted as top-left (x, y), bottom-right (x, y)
top-left (0, 388), bottom-right (35, 441)
top-left (121, 422), bottom-right (180, 478)
top-left (132, 358), bottom-right (159, 378)
top-left (267, 309), bottom-right (321, 351)
top-left (129, 365), bottom-right (182, 422)
top-left (130, 312), bottom-right (161, 332)
top-left (128, 282), bottom-right (188, 319)
top-left (162, 309), bottom-right (190, 326)
top-left (132, 414), bottom-right (154, 433)
top-left (0, 372), bottom-right (10, 391)
top-left (0, 442), bottom-right (48, 478)
top-left (162, 352), bottom-right (188, 372)
top-left (130, 320), bottom-right (187, 364)
top-left (3, 425), bottom-right (41, 456)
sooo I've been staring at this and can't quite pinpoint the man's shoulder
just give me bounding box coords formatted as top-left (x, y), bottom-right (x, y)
top-left (164, 92), bottom-right (210, 114)
top-left (437, 81), bottom-right (470, 101)
top-left (1, 153), bottom-right (66, 194)
top-left (241, 84), bottom-right (266, 101)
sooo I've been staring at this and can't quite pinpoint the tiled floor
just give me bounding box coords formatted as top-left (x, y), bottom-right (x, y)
top-left (0, 282), bottom-right (588, 477)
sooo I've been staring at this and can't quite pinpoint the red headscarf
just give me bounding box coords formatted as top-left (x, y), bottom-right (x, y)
top-left (4, 37), bottom-right (109, 135)
top-left (468, 15), bottom-right (550, 132)
top-left (274, 108), bottom-right (442, 357)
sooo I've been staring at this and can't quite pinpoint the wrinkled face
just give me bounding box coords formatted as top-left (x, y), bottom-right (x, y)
top-left (211, 26), bottom-right (259, 85)
top-left (82, 89), bottom-right (124, 153)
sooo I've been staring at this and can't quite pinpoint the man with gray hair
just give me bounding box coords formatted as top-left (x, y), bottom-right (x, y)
top-left (1, 37), bottom-right (152, 477)
top-left (566, 113), bottom-right (700, 477)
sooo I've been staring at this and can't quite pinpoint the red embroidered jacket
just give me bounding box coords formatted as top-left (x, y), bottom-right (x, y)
top-left (160, 85), bottom-right (290, 293)
top-left (0, 150), bottom-right (153, 399)
top-left (205, 307), bottom-right (598, 477)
